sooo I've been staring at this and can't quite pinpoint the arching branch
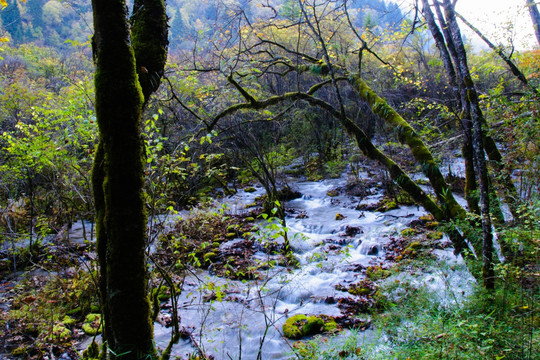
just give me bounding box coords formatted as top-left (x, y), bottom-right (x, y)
top-left (455, 11), bottom-right (538, 94)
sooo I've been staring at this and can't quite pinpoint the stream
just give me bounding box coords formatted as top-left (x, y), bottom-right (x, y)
top-left (148, 174), bottom-right (475, 359)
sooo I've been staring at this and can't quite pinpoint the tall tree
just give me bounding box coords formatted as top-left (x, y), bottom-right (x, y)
top-left (1, 0), bottom-right (23, 44)
top-left (526, 0), bottom-right (540, 46)
top-left (441, 0), bottom-right (495, 289)
top-left (422, 0), bottom-right (480, 216)
top-left (91, 0), bottom-right (168, 358)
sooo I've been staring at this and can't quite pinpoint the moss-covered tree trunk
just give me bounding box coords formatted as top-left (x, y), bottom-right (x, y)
top-left (422, 0), bottom-right (481, 215)
top-left (351, 76), bottom-right (466, 218)
top-left (442, 0), bottom-right (495, 289)
top-left (91, 0), bottom-right (168, 358)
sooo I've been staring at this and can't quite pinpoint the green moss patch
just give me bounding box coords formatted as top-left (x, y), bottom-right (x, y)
top-left (82, 313), bottom-right (102, 335)
top-left (49, 323), bottom-right (71, 343)
top-left (366, 266), bottom-right (392, 281)
top-left (282, 314), bottom-right (339, 339)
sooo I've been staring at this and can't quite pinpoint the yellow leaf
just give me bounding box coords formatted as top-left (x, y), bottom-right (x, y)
top-left (0, 0), bottom-right (7, 9)
top-left (0, 37), bottom-right (9, 43)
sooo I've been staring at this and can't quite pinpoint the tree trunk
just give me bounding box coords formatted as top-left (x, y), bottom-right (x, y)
top-left (442, 0), bottom-right (495, 289)
top-left (422, 0), bottom-right (481, 215)
top-left (91, 0), bottom-right (168, 358)
top-left (435, 0), bottom-right (518, 220)
top-left (351, 76), bottom-right (467, 221)
top-left (526, 0), bottom-right (540, 46)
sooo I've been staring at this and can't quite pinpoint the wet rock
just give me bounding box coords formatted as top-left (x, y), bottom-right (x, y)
top-left (358, 240), bottom-right (381, 256)
top-left (337, 296), bottom-right (374, 314)
top-left (356, 202), bottom-right (379, 211)
top-left (277, 186), bottom-right (302, 201)
top-left (341, 225), bottom-right (363, 237)
top-left (212, 238), bottom-right (260, 280)
top-left (336, 279), bottom-right (377, 296)
top-left (343, 263), bottom-right (366, 272)
top-left (323, 244), bottom-right (342, 253)
top-left (335, 213), bottom-right (346, 221)
top-left (333, 315), bottom-right (371, 330)
top-left (344, 180), bottom-right (379, 198)
top-left (326, 189), bottom-right (339, 197)
top-left (357, 197), bottom-right (399, 212)
top-left (286, 208), bottom-right (308, 219)
top-left (323, 237), bottom-right (354, 246)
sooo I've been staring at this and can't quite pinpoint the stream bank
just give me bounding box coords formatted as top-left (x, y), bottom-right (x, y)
top-left (151, 173), bottom-right (475, 359)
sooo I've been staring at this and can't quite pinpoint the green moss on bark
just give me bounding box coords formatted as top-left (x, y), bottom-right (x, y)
top-left (131, 0), bottom-right (169, 102)
top-left (91, 0), bottom-right (165, 358)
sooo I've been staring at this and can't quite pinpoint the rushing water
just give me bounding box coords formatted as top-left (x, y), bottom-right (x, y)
top-left (53, 172), bottom-right (474, 359)
top-left (149, 176), bottom-right (475, 359)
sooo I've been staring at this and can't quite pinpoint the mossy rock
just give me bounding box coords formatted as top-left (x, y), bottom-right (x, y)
top-left (400, 227), bottom-right (420, 237)
top-left (282, 314), bottom-right (338, 339)
top-left (401, 241), bottom-right (421, 258)
top-left (427, 231), bottom-right (443, 240)
top-left (225, 232), bottom-right (237, 239)
top-left (82, 313), bottom-right (102, 335)
top-left (366, 266), bottom-right (392, 281)
top-left (82, 340), bottom-right (100, 360)
top-left (326, 189), bottom-right (339, 197)
top-left (62, 315), bottom-right (76, 326)
top-left (419, 214), bottom-right (435, 222)
top-left (348, 280), bottom-right (376, 296)
top-left (244, 216), bottom-right (255, 222)
top-left (244, 187), bottom-right (257, 193)
top-left (152, 284), bottom-right (178, 302)
top-left (49, 323), bottom-right (71, 343)
top-left (376, 199), bottom-right (398, 212)
top-left (425, 221), bottom-right (439, 229)
top-left (335, 213), bottom-right (346, 221)
top-left (292, 341), bottom-right (312, 358)
top-left (321, 317), bottom-right (338, 333)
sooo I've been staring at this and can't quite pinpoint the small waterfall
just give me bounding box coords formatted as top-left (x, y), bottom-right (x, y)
top-left (358, 239), bottom-right (382, 256)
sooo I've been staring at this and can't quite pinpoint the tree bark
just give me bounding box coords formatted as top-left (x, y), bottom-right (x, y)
top-left (438, 1), bottom-right (518, 221)
top-left (422, 0), bottom-right (481, 215)
top-left (442, 0), bottom-right (495, 289)
top-left (526, 0), bottom-right (540, 46)
top-left (91, 0), bottom-right (168, 358)
top-left (351, 76), bottom-right (467, 220)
